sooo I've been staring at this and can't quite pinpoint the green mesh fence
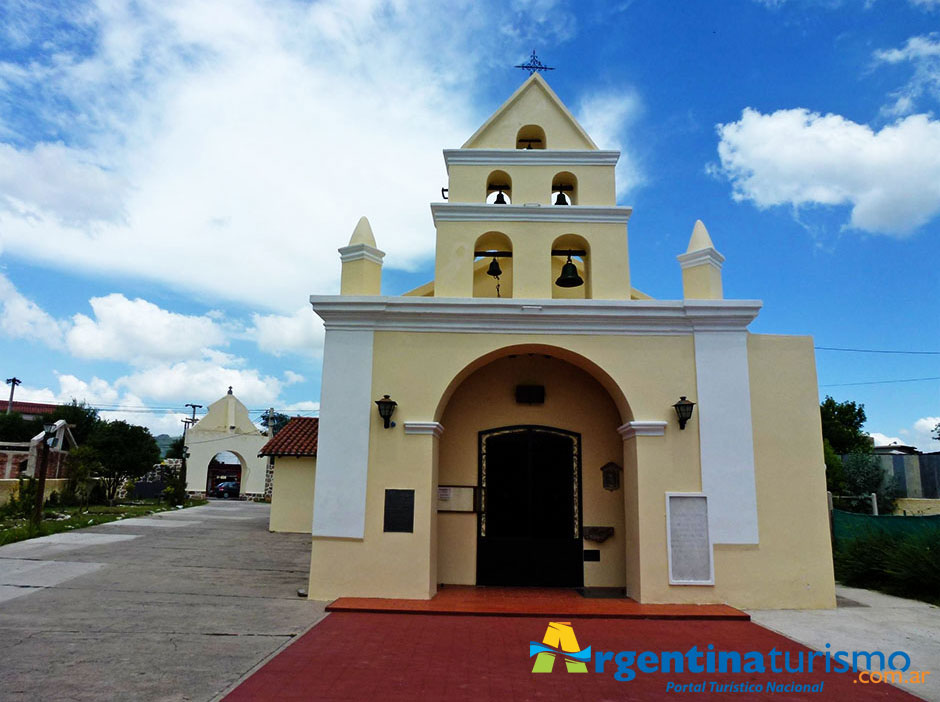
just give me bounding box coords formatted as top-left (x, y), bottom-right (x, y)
top-left (832, 508), bottom-right (940, 544)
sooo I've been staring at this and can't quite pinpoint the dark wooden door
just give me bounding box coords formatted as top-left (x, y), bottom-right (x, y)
top-left (477, 426), bottom-right (583, 586)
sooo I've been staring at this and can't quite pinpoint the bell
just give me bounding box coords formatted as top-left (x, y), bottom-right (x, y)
top-left (555, 255), bottom-right (583, 288)
top-left (554, 191), bottom-right (568, 205)
top-left (486, 257), bottom-right (502, 278)
top-left (494, 190), bottom-right (507, 205)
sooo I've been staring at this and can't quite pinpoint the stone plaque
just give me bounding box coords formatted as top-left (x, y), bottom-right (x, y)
top-left (667, 494), bottom-right (713, 584)
top-left (383, 489), bottom-right (414, 533)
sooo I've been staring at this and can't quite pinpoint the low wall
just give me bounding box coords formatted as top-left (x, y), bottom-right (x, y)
top-left (0, 479), bottom-right (69, 506)
top-left (895, 498), bottom-right (940, 516)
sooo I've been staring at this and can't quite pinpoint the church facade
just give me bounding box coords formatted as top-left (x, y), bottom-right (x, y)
top-left (306, 74), bottom-right (835, 609)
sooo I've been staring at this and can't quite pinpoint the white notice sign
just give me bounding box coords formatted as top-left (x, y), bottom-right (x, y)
top-left (437, 487), bottom-right (452, 501)
top-left (667, 494), bottom-right (713, 584)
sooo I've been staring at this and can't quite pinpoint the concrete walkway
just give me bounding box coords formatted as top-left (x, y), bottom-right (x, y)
top-left (750, 585), bottom-right (940, 701)
top-left (0, 501), bottom-right (325, 701)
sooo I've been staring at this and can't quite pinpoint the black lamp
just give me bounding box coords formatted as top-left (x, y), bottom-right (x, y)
top-left (673, 396), bottom-right (695, 430)
top-left (375, 395), bottom-right (397, 429)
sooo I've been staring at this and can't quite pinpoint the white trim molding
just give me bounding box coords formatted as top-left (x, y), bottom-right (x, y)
top-left (311, 329), bottom-right (375, 539)
top-left (617, 421), bottom-right (667, 440)
top-left (310, 296), bottom-right (762, 336)
top-left (403, 422), bottom-right (445, 438)
top-left (694, 331), bottom-right (759, 545)
top-left (338, 243), bottom-right (385, 265)
top-left (665, 492), bottom-right (715, 586)
top-left (443, 148), bottom-right (620, 169)
top-left (431, 203), bottom-right (632, 224)
top-left (677, 247), bottom-right (725, 271)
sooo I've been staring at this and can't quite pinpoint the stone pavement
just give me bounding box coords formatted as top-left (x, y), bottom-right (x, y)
top-left (0, 501), bottom-right (325, 701)
top-left (750, 585), bottom-right (940, 701)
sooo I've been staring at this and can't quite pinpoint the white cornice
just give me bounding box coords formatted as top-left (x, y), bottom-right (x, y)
top-left (677, 247), bottom-right (725, 271)
top-left (617, 421), bottom-right (668, 440)
top-left (443, 149), bottom-right (620, 170)
top-left (431, 203), bottom-right (632, 224)
top-left (338, 243), bottom-right (385, 265)
top-left (403, 422), bottom-right (445, 438)
top-left (309, 297), bottom-right (762, 335)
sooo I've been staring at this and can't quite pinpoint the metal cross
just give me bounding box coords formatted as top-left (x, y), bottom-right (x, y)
top-left (514, 50), bottom-right (555, 75)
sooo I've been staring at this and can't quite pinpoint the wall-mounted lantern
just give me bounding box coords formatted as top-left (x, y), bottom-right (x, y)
top-left (673, 396), bottom-right (695, 430)
top-left (600, 461), bottom-right (622, 491)
top-left (375, 394), bottom-right (398, 429)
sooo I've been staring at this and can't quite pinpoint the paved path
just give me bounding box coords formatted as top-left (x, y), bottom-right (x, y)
top-left (0, 501), bottom-right (325, 702)
top-left (750, 585), bottom-right (939, 701)
top-left (226, 612), bottom-right (918, 701)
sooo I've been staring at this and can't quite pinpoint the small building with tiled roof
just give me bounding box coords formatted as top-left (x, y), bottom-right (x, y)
top-left (259, 417), bottom-right (318, 533)
top-left (0, 400), bottom-right (57, 421)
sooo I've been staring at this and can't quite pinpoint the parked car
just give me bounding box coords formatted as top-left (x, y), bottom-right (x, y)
top-left (209, 481), bottom-right (240, 498)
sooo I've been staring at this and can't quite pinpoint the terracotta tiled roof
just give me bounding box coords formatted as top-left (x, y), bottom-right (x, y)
top-left (0, 400), bottom-right (57, 415)
top-left (258, 417), bottom-right (319, 457)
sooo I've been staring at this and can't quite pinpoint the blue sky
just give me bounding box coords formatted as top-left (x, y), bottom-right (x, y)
top-left (0, 0), bottom-right (937, 447)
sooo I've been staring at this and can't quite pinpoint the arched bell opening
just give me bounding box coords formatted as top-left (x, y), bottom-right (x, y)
top-left (473, 231), bottom-right (513, 298)
top-left (485, 170), bottom-right (512, 204)
top-left (551, 234), bottom-right (591, 299)
top-left (434, 346), bottom-right (629, 589)
top-left (516, 124), bottom-right (546, 150)
top-left (551, 171), bottom-right (578, 205)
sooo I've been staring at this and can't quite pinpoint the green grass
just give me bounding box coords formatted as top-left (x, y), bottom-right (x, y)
top-left (0, 499), bottom-right (208, 547)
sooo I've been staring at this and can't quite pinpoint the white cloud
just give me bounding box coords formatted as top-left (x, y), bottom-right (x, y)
top-left (577, 89), bottom-right (645, 197)
top-left (66, 293), bottom-right (226, 363)
top-left (874, 33), bottom-right (940, 116)
top-left (0, 272), bottom-right (66, 347)
top-left (909, 0), bottom-right (940, 8)
top-left (870, 416), bottom-right (939, 452)
top-left (250, 306), bottom-right (324, 357)
top-left (0, 0), bottom-right (601, 312)
top-left (117, 361), bottom-right (284, 406)
top-left (713, 108), bottom-right (940, 235)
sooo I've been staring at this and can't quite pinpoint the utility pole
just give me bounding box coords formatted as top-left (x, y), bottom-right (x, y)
top-left (5, 377), bottom-right (21, 414)
top-left (181, 404), bottom-right (202, 494)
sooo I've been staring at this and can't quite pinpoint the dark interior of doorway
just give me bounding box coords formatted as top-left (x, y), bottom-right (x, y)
top-left (477, 426), bottom-right (583, 587)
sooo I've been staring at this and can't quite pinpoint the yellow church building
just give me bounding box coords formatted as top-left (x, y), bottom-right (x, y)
top-left (305, 74), bottom-right (835, 610)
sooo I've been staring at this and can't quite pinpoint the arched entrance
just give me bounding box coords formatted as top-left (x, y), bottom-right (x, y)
top-left (436, 346), bottom-right (630, 589)
top-left (478, 425), bottom-right (582, 586)
top-left (206, 451), bottom-right (244, 496)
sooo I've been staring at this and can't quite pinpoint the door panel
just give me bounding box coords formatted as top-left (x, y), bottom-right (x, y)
top-left (477, 426), bottom-right (582, 587)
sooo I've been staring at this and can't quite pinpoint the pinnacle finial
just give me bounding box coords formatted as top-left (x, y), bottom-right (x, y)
top-left (349, 216), bottom-right (376, 247)
top-left (687, 220), bottom-right (716, 253)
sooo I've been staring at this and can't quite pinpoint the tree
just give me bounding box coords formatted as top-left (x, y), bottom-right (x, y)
top-left (63, 445), bottom-right (100, 508)
top-left (0, 411), bottom-right (42, 442)
top-left (49, 400), bottom-right (100, 445)
top-left (820, 396), bottom-right (871, 455)
top-left (87, 420), bottom-right (161, 503)
top-left (842, 452), bottom-right (899, 515)
top-left (261, 412), bottom-right (290, 436)
top-left (823, 438), bottom-right (846, 494)
top-left (166, 436), bottom-right (185, 459)
top-left (933, 421), bottom-right (939, 443)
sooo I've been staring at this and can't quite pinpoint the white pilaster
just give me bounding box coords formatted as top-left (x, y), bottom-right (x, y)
top-left (311, 328), bottom-right (375, 538)
top-left (693, 331), bottom-right (759, 544)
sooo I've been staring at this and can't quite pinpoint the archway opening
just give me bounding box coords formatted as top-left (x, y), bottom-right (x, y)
top-left (485, 170), bottom-right (512, 204)
top-left (473, 231), bottom-right (513, 298)
top-left (516, 124), bottom-right (546, 149)
top-left (206, 451), bottom-right (243, 497)
top-left (435, 349), bottom-right (628, 589)
top-left (552, 171), bottom-right (577, 205)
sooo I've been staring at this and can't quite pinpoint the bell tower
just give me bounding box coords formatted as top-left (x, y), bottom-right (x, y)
top-left (430, 73), bottom-right (632, 300)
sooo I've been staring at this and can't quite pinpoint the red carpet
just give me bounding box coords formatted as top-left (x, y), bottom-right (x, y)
top-left (226, 613), bottom-right (918, 701)
top-left (327, 585), bottom-right (748, 620)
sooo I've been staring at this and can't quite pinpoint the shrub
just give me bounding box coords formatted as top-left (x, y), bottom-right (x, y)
top-left (834, 528), bottom-right (940, 604)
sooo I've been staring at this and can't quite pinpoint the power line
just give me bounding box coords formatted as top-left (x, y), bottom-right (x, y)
top-left (820, 376), bottom-right (940, 387)
top-left (815, 346), bottom-right (940, 355)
